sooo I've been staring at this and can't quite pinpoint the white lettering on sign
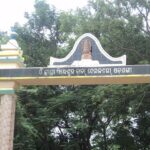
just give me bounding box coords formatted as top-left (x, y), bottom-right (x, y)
top-left (44, 69), bottom-right (56, 76)
top-left (113, 67), bottom-right (132, 74)
top-left (56, 69), bottom-right (75, 76)
top-left (87, 68), bottom-right (112, 75)
top-left (76, 69), bottom-right (86, 75)
top-left (38, 67), bottom-right (133, 76)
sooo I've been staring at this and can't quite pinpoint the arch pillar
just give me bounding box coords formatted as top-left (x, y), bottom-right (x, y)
top-left (0, 93), bottom-right (16, 150)
top-left (0, 39), bottom-right (25, 150)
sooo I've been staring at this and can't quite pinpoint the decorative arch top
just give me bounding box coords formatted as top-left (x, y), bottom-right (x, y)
top-left (49, 33), bottom-right (126, 67)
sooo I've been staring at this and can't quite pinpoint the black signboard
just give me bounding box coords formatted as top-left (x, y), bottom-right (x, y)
top-left (0, 65), bottom-right (149, 78)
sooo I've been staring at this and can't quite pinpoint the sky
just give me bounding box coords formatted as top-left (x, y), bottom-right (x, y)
top-left (0, 0), bottom-right (88, 32)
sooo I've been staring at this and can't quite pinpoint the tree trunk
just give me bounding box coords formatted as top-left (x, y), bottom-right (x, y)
top-left (103, 126), bottom-right (108, 150)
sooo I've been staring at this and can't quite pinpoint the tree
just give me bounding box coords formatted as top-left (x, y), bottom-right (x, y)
top-left (14, 0), bottom-right (59, 67)
top-left (13, 0), bottom-right (150, 150)
top-left (0, 31), bottom-right (9, 46)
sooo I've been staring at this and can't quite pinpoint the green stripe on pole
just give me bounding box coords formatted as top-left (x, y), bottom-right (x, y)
top-left (0, 89), bottom-right (15, 95)
top-left (0, 57), bottom-right (24, 63)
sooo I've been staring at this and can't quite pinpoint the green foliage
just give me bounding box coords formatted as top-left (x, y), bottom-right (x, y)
top-left (12, 0), bottom-right (150, 150)
top-left (14, 0), bottom-right (59, 67)
top-left (0, 31), bottom-right (9, 46)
